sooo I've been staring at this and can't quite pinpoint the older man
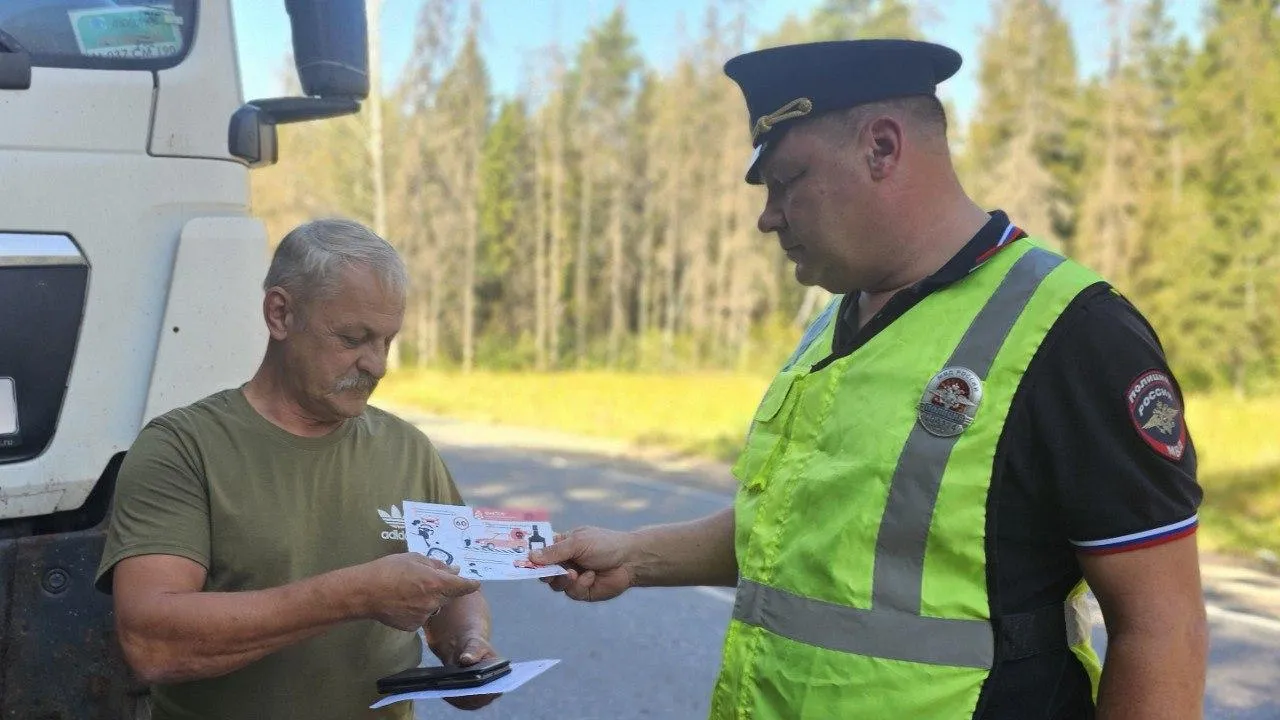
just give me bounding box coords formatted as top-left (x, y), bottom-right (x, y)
top-left (96, 218), bottom-right (498, 719)
top-left (534, 40), bottom-right (1207, 719)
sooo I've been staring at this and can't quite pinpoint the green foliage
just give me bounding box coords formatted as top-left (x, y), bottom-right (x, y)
top-left (1113, 0), bottom-right (1280, 394)
top-left (478, 99), bottom-right (533, 298)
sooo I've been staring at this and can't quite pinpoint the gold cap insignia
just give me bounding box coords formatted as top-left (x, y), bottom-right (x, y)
top-left (751, 97), bottom-right (814, 142)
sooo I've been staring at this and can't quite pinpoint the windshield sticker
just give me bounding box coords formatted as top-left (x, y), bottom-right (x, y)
top-left (69, 6), bottom-right (183, 60)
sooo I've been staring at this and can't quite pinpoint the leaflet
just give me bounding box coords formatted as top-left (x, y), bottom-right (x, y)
top-left (401, 501), bottom-right (566, 581)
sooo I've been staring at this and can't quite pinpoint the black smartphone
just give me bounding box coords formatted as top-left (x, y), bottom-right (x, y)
top-left (376, 658), bottom-right (512, 694)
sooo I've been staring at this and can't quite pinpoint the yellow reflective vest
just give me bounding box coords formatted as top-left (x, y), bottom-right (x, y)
top-left (710, 239), bottom-right (1103, 719)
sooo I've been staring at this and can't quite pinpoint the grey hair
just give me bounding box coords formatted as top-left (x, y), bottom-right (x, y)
top-left (263, 218), bottom-right (408, 321)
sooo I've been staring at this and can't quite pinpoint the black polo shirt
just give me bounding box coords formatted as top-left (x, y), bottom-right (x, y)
top-left (817, 210), bottom-right (1202, 719)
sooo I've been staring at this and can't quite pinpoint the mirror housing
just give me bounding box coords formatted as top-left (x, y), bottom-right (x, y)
top-left (228, 105), bottom-right (278, 169)
top-left (287, 0), bottom-right (370, 100)
top-left (228, 0), bottom-right (369, 168)
top-left (228, 97), bottom-right (360, 168)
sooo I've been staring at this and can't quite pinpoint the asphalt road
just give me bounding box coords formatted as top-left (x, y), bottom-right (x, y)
top-left (409, 441), bottom-right (1280, 720)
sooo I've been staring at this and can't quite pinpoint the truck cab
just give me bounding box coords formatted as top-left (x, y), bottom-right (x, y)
top-left (0, 2), bottom-right (367, 715)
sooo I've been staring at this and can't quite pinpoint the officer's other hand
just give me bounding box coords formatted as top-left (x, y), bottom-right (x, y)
top-left (530, 526), bottom-right (635, 602)
top-left (359, 553), bottom-right (481, 631)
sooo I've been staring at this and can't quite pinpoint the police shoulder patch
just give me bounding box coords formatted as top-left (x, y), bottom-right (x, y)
top-left (1126, 369), bottom-right (1187, 461)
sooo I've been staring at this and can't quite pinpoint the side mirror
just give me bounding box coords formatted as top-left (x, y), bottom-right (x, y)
top-left (228, 97), bottom-right (360, 169)
top-left (227, 106), bottom-right (278, 169)
top-left (228, 0), bottom-right (369, 167)
top-left (286, 0), bottom-right (370, 100)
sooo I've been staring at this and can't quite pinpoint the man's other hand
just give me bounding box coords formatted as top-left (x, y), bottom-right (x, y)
top-left (530, 526), bottom-right (636, 602)
top-left (437, 635), bottom-right (503, 711)
top-left (358, 553), bottom-right (480, 630)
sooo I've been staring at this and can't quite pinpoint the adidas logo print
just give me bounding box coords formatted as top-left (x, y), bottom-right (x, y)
top-left (377, 506), bottom-right (406, 541)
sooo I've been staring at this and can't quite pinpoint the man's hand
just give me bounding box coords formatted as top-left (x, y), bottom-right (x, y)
top-left (530, 526), bottom-right (637, 602)
top-left (434, 632), bottom-right (503, 711)
top-left (425, 589), bottom-right (501, 711)
top-left (356, 553), bottom-right (481, 631)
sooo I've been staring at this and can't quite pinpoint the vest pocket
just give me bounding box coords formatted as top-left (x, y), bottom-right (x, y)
top-left (734, 370), bottom-right (802, 490)
top-left (754, 369), bottom-right (800, 423)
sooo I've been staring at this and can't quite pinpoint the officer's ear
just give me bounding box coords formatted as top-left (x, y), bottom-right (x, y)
top-left (863, 115), bottom-right (904, 181)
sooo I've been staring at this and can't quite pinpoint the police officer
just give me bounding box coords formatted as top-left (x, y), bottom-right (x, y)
top-left (532, 39), bottom-right (1207, 719)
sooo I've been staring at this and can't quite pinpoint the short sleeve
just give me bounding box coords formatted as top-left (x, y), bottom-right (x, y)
top-left (95, 421), bottom-right (212, 593)
top-left (1020, 287), bottom-right (1202, 555)
top-left (421, 434), bottom-right (464, 507)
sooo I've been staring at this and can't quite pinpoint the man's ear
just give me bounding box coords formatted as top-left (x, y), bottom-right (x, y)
top-left (263, 287), bottom-right (295, 341)
top-left (864, 116), bottom-right (904, 181)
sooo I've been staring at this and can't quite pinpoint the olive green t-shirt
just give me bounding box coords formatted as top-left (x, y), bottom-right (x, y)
top-left (96, 388), bottom-right (463, 720)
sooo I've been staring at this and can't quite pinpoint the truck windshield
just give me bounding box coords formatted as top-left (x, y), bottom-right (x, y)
top-left (0, 1), bottom-right (196, 70)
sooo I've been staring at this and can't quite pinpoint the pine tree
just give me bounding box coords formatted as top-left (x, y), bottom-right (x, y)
top-left (1171, 0), bottom-right (1280, 393)
top-left (565, 7), bottom-right (642, 367)
top-left (477, 99), bottom-right (536, 366)
top-left (964, 0), bottom-right (1078, 248)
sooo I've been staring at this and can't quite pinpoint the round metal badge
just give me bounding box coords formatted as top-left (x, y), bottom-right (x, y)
top-left (918, 367), bottom-right (984, 437)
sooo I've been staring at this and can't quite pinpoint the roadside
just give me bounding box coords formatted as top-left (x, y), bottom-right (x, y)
top-left (382, 403), bottom-right (1280, 628)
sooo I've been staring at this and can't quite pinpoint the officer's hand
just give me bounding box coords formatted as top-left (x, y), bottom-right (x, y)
top-left (530, 526), bottom-right (635, 602)
top-left (358, 553), bottom-right (481, 631)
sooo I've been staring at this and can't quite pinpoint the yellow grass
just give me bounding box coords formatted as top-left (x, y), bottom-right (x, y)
top-left (1184, 394), bottom-right (1280, 559)
top-left (375, 371), bottom-right (1280, 559)
top-left (375, 370), bottom-right (770, 460)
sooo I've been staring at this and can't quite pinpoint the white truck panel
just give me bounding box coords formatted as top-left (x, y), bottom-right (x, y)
top-left (142, 216), bottom-right (268, 423)
top-left (0, 67), bottom-right (152, 153)
top-left (0, 148), bottom-right (250, 518)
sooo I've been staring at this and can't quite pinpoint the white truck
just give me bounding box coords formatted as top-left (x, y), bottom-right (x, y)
top-left (0, 1), bottom-right (369, 715)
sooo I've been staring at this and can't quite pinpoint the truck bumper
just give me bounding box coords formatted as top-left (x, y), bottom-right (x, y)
top-left (0, 527), bottom-right (144, 718)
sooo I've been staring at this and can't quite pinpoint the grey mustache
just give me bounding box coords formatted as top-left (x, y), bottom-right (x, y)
top-left (334, 373), bottom-right (378, 393)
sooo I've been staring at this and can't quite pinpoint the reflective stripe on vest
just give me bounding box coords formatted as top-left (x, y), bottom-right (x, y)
top-left (730, 246), bottom-right (1066, 670)
top-left (734, 579), bottom-right (993, 668)
top-left (873, 248), bottom-right (1066, 616)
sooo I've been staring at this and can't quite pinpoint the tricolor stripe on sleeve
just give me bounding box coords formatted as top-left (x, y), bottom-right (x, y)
top-left (1071, 515), bottom-right (1199, 555)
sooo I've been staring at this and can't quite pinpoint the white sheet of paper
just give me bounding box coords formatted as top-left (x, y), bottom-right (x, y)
top-left (401, 502), bottom-right (567, 581)
top-left (369, 659), bottom-right (561, 708)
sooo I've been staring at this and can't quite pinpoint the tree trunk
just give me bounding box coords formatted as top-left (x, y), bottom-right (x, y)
top-left (415, 291), bottom-right (429, 366)
top-left (428, 240), bottom-right (442, 365)
top-left (639, 209), bottom-right (655, 337)
top-left (462, 153), bottom-right (478, 373)
top-left (608, 161), bottom-right (625, 367)
top-left (366, 0), bottom-right (397, 370)
top-left (575, 157), bottom-right (593, 368)
top-left (662, 169), bottom-right (680, 367)
top-left (534, 129), bottom-right (549, 371)
top-left (548, 68), bottom-right (567, 370)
